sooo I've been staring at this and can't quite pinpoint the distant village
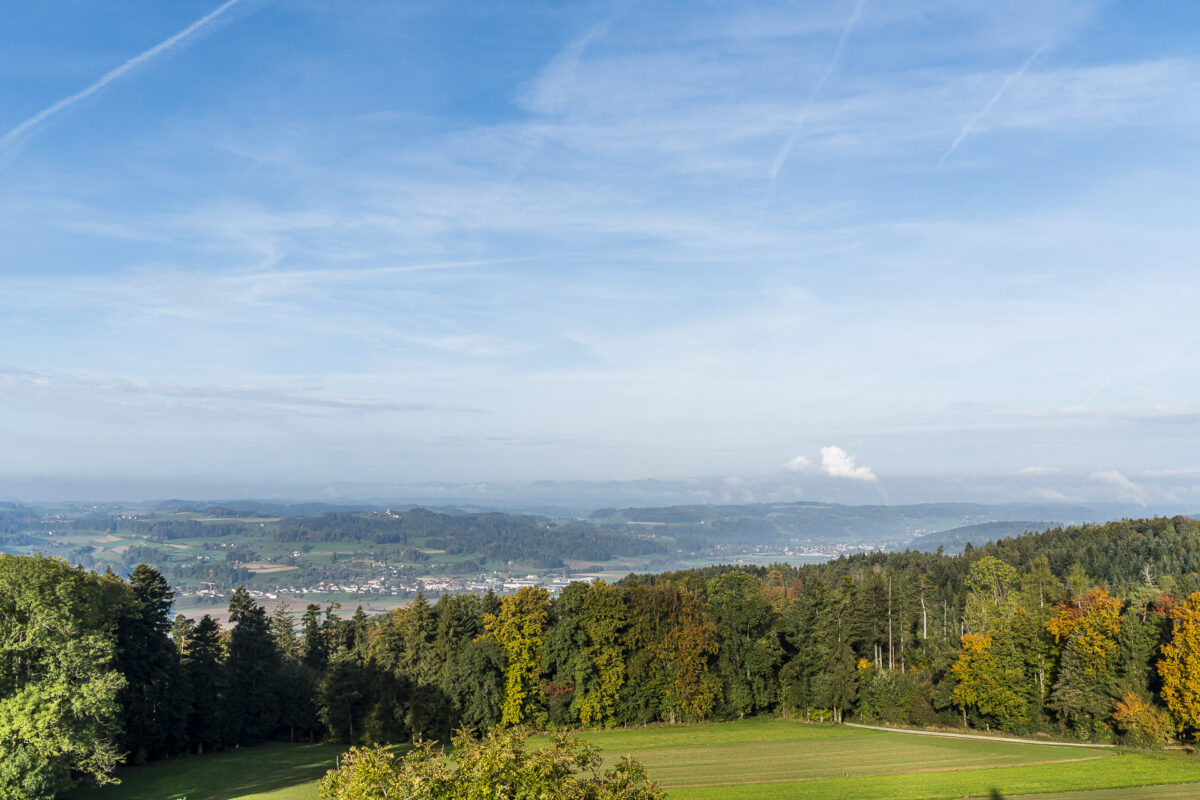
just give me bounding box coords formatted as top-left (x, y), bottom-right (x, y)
top-left (176, 537), bottom-right (887, 610)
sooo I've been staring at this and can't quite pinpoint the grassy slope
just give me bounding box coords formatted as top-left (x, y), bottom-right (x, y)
top-left (66, 719), bottom-right (1200, 800)
top-left (64, 743), bottom-right (342, 800)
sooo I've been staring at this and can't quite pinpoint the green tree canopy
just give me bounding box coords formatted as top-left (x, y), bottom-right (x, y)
top-left (0, 555), bottom-right (126, 799)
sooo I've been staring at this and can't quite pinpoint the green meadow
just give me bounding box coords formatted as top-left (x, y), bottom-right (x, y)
top-left (66, 718), bottom-right (1200, 800)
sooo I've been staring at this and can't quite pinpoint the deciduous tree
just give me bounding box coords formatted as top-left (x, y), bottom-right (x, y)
top-left (1159, 591), bottom-right (1200, 735)
top-left (0, 555), bottom-right (125, 798)
top-left (485, 586), bottom-right (551, 725)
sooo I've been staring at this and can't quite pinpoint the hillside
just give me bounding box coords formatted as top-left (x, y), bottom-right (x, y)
top-left (910, 520), bottom-right (1059, 553)
top-left (590, 501), bottom-right (1113, 545)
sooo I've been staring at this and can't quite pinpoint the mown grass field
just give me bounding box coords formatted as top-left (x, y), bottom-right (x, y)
top-left (66, 718), bottom-right (1200, 800)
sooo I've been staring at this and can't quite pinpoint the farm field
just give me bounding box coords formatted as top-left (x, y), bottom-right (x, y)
top-left (65, 718), bottom-right (1200, 800)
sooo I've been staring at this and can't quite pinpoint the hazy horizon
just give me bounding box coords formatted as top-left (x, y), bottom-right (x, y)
top-left (2, 471), bottom-right (1194, 517)
top-left (4, 1), bottom-right (1200, 503)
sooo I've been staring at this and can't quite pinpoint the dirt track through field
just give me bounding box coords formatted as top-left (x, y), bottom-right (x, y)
top-left (843, 723), bottom-right (1119, 748)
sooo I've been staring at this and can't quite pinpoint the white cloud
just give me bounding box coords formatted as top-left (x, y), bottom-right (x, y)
top-left (783, 454), bottom-right (812, 473)
top-left (1141, 467), bottom-right (1200, 477)
top-left (820, 445), bottom-right (878, 482)
top-left (1029, 487), bottom-right (1074, 502)
top-left (1089, 470), bottom-right (1146, 504)
top-left (1014, 465), bottom-right (1060, 476)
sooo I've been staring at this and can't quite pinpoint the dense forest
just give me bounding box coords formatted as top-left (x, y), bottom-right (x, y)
top-left (587, 501), bottom-right (1102, 545)
top-left (54, 507), bottom-right (666, 570)
top-left (5, 516), bottom-right (1200, 799)
top-left (270, 509), bottom-right (665, 567)
top-left (909, 520), bottom-right (1058, 553)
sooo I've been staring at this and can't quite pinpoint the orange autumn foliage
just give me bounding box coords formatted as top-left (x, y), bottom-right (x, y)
top-left (1111, 692), bottom-right (1173, 746)
top-left (1046, 587), bottom-right (1121, 679)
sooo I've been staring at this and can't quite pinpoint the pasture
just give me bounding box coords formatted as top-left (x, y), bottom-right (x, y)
top-left (66, 718), bottom-right (1200, 800)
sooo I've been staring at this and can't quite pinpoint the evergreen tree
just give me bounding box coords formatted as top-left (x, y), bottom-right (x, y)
top-left (301, 603), bottom-right (328, 671)
top-left (225, 588), bottom-right (280, 746)
top-left (181, 614), bottom-right (225, 755)
top-left (779, 579), bottom-right (831, 714)
top-left (270, 600), bottom-right (302, 662)
top-left (319, 648), bottom-right (368, 742)
top-left (114, 564), bottom-right (185, 762)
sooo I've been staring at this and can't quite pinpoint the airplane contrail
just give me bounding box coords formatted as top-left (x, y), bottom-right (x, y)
top-left (937, 45), bottom-right (1046, 169)
top-left (0, 0), bottom-right (242, 162)
top-left (769, 0), bottom-right (867, 192)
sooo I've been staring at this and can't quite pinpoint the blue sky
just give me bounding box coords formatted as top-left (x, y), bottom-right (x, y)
top-left (2, 0), bottom-right (1200, 505)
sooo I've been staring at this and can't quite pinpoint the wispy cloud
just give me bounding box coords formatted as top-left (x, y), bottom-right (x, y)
top-left (1089, 469), bottom-right (1146, 505)
top-left (783, 454), bottom-right (812, 473)
top-left (769, 0), bottom-right (868, 191)
top-left (938, 45), bottom-right (1047, 168)
top-left (0, 0), bottom-right (244, 166)
top-left (522, 19), bottom-right (614, 116)
top-left (1014, 466), bottom-right (1060, 476)
top-left (0, 367), bottom-right (483, 418)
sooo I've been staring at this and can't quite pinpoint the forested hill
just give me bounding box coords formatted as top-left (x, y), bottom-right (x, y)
top-left (588, 500), bottom-right (1117, 545)
top-left (973, 516), bottom-right (1200, 588)
top-left (749, 515), bottom-right (1200, 591)
top-left (79, 507), bottom-right (667, 567)
top-left (911, 521), bottom-right (1059, 554)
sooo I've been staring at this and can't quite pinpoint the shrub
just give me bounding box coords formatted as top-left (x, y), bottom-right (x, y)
top-left (1111, 692), bottom-right (1174, 747)
top-left (319, 727), bottom-right (664, 800)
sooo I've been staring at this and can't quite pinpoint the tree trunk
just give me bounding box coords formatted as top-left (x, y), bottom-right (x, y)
top-left (888, 577), bottom-right (894, 671)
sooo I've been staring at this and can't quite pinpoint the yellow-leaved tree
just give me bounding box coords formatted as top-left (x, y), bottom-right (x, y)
top-left (951, 632), bottom-right (1027, 729)
top-left (1158, 591), bottom-right (1200, 735)
top-left (485, 585), bottom-right (551, 726)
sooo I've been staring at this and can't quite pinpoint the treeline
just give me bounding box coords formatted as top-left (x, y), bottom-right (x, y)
top-left (0, 502), bottom-right (39, 550)
top-left (66, 517), bottom-right (245, 540)
top-left (589, 501), bottom-right (1084, 545)
top-left (273, 509), bottom-right (665, 567)
top-left (153, 499), bottom-right (371, 517)
top-left (64, 544), bottom-right (253, 589)
top-left (0, 501), bottom-right (36, 533)
top-left (61, 507), bottom-right (668, 568)
top-left (8, 516), bottom-right (1200, 799)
